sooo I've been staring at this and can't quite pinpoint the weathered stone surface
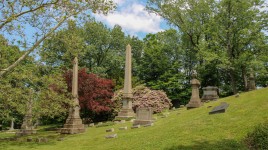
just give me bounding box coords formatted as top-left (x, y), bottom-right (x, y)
top-left (106, 128), bottom-right (114, 132)
top-left (119, 126), bottom-right (127, 130)
top-left (249, 71), bottom-right (256, 91)
top-left (116, 45), bottom-right (135, 120)
top-left (16, 129), bottom-right (37, 136)
top-left (179, 105), bottom-right (185, 108)
top-left (131, 125), bottom-right (141, 129)
top-left (186, 71), bottom-right (202, 109)
top-left (133, 107), bottom-right (154, 126)
top-left (105, 134), bottom-right (117, 139)
top-left (120, 120), bottom-right (126, 123)
top-left (89, 123), bottom-right (94, 127)
top-left (143, 123), bottom-right (154, 127)
top-left (201, 86), bottom-right (219, 102)
top-left (209, 102), bottom-right (229, 115)
top-left (97, 122), bottom-right (103, 125)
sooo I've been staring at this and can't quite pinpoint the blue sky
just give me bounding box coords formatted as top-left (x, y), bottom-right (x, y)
top-left (93, 0), bottom-right (170, 39)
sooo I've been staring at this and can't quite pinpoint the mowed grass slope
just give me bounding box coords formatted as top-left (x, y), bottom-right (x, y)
top-left (1, 87), bottom-right (268, 150)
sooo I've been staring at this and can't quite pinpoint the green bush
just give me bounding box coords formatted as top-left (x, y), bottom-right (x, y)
top-left (244, 121), bottom-right (268, 150)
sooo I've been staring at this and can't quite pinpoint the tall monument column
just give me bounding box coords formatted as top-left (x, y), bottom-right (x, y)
top-left (60, 57), bottom-right (85, 134)
top-left (186, 70), bottom-right (203, 109)
top-left (115, 44), bottom-right (135, 120)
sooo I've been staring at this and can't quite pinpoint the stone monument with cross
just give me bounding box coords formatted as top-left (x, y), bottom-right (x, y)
top-left (115, 45), bottom-right (135, 120)
top-left (60, 57), bottom-right (85, 134)
top-left (186, 70), bottom-right (203, 109)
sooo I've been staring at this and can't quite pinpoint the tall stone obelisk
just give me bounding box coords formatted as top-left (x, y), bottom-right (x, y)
top-left (186, 70), bottom-right (203, 109)
top-left (60, 57), bottom-right (85, 134)
top-left (115, 44), bottom-right (135, 120)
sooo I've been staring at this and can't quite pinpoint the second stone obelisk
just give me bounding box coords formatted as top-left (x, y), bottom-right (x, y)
top-left (115, 44), bottom-right (135, 120)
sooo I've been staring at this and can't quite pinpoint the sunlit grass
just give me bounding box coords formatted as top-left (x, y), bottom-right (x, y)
top-left (1, 87), bottom-right (268, 150)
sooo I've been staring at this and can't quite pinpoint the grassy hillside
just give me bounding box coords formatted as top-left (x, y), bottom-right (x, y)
top-left (1, 87), bottom-right (268, 150)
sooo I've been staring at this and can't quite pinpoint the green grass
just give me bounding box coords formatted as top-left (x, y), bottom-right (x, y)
top-left (1, 88), bottom-right (268, 150)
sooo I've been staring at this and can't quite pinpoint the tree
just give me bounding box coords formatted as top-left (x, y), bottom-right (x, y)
top-left (64, 68), bottom-right (115, 122)
top-left (0, 36), bottom-right (71, 126)
top-left (0, 0), bottom-right (115, 77)
top-left (147, 0), bottom-right (268, 94)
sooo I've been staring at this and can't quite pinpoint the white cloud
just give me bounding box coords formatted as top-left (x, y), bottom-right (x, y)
top-left (94, 1), bottom-right (164, 36)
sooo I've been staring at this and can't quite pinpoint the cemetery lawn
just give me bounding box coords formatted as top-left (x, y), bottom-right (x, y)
top-left (1, 88), bottom-right (268, 150)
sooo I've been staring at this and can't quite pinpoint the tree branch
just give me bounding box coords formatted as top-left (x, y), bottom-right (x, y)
top-left (0, 15), bottom-right (68, 78)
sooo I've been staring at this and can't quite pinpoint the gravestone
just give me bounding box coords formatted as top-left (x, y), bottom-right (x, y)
top-left (201, 86), bottom-right (219, 102)
top-left (106, 128), bottom-right (114, 132)
top-left (105, 134), bottom-right (117, 139)
top-left (16, 90), bottom-right (37, 136)
top-left (60, 57), bottom-right (85, 134)
top-left (143, 123), bottom-right (154, 127)
top-left (209, 102), bottom-right (229, 115)
top-left (131, 125), bottom-right (141, 129)
top-left (186, 70), bottom-right (203, 109)
top-left (248, 70), bottom-right (256, 91)
top-left (115, 45), bottom-right (135, 120)
top-left (119, 126), bottom-right (127, 130)
top-left (133, 107), bottom-right (154, 126)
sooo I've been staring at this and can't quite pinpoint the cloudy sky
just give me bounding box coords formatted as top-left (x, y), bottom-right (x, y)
top-left (93, 0), bottom-right (169, 38)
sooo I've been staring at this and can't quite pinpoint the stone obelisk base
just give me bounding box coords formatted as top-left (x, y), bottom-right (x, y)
top-left (60, 107), bottom-right (85, 134)
top-left (115, 98), bottom-right (135, 120)
top-left (16, 129), bottom-right (37, 136)
top-left (186, 98), bottom-right (203, 109)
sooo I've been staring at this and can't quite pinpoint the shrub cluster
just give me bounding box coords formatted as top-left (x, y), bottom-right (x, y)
top-left (244, 121), bottom-right (268, 150)
top-left (112, 85), bottom-right (172, 114)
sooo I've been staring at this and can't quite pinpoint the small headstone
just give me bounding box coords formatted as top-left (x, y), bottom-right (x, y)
top-left (172, 107), bottom-right (176, 110)
top-left (97, 122), bottom-right (103, 125)
top-left (105, 134), bottom-right (117, 139)
top-left (179, 105), bottom-right (185, 108)
top-left (120, 120), bottom-right (126, 123)
top-left (106, 128), bottom-right (114, 132)
top-left (119, 126), bottom-right (127, 130)
top-left (89, 123), bottom-right (94, 127)
top-left (143, 123), bottom-right (154, 127)
top-left (131, 125), bottom-right (141, 129)
top-left (209, 102), bottom-right (229, 115)
top-left (26, 138), bottom-right (33, 142)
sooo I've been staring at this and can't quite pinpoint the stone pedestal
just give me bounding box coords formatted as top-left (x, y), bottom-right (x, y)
top-left (186, 71), bottom-right (202, 109)
top-left (116, 97), bottom-right (135, 120)
top-left (201, 86), bottom-right (219, 102)
top-left (133, 107), bottom-right (154, 126)
top-left (60, 106), bottom-right (85, 134)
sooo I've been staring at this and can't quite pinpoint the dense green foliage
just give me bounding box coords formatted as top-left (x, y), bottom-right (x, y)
top-left (244, 121), bottom-right (268, 149)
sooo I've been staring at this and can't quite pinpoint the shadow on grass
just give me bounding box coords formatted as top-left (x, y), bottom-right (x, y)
top-left (164, 139), bottom-right (247, 150)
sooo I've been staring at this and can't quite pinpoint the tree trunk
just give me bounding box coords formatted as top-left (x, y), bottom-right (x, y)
top-left (241, 66), bottom-right (248, 91)
top-left (229, 70), bottom-right (238, 94)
